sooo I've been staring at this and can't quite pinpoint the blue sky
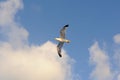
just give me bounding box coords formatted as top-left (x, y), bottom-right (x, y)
top-left (0, 0), bottom-right (120, 80)
top-left (18, 0), bottom-right (120, 79)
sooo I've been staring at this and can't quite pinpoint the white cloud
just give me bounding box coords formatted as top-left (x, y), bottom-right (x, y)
top-left (0, 0), bottom-right (74, 80)
top-left (113, 34), bottom-right (120, 44)
top-left (0, 0), bottom-right (23, 25)
top-left (89, 42), bottom-right (113, 80)
top-left (0, 41), bottom-right (73, 80)
top-left (0, 0), bottom-right (28, 48)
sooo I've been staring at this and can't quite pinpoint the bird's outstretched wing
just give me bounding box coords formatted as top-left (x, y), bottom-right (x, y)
top-left (60, 24), bottom-right (69, 39)
top-left (57, 42), bottom-right (64, 57)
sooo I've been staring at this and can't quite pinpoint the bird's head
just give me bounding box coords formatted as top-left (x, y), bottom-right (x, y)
top-left (66, 40), bottom-right (70, 43)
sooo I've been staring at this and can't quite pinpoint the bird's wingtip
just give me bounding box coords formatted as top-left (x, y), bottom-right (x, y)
top-left (64, 24), bottom-right (69, 27)
top-left (58, 53), bottom-right (62, 57)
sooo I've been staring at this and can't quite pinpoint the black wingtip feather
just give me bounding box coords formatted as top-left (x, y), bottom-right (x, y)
top-left (64, 24), bottom-right (69, 27)
top-left (58, 53), bottom-right (62, 57)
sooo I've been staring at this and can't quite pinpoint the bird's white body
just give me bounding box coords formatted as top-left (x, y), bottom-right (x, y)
top-left (55, 38), bottom-right (70, 43)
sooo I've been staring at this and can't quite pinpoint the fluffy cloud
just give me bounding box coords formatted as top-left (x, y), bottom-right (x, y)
top-left (113, 34), bottom-right (120, 44)
top-left (0, 0), bottom-right (74, 80)
top-left (0, 41), bottom-right (73, 80)
top-left (89, 38), bottom-right (120, 80)
top-left (0, 0), bottom-right (23, 25)
top-left (89, 42), bottom-right (113, 80)
top-left (0, 0), bottom-right (28, 48)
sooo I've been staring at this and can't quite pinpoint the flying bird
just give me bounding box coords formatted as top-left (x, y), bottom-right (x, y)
top-left (55, 24), bottom-right (70, 57)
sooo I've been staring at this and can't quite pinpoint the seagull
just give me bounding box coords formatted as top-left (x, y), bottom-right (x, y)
top-left (55, 24), bottom-right (70, 57)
